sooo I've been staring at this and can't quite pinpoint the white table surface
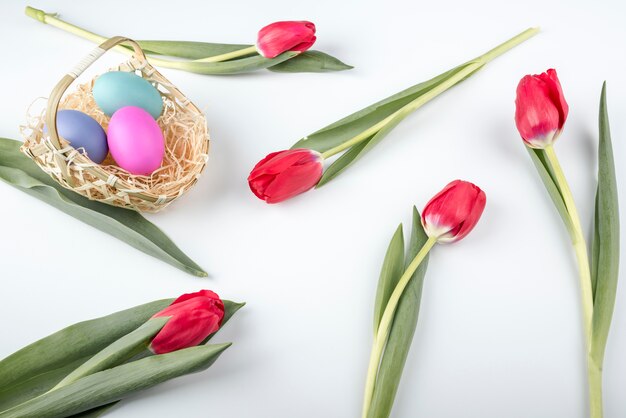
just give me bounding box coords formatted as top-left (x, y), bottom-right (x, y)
top-left (1, 1), bottom-right (625, 417)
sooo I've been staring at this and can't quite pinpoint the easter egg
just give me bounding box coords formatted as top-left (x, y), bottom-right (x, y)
top-left (45, 110), bottom-right (108, 164)
top-left (93, 71), bottom-right (163, 119)
top-left (107, 106), bottom-right (164, 175)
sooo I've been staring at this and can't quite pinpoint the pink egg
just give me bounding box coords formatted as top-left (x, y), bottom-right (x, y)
top-left (107, 106), bottom-right (164, 175)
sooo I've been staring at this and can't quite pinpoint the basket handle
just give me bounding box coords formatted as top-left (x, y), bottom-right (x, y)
top-left (44, 37), bottom-right (147, 182)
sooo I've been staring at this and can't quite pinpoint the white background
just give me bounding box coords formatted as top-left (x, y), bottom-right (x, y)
top-left (0, 1), bottom-right (625, 417)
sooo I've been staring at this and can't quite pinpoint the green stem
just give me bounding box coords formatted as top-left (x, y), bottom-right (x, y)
top-left (362, 236), bottom-right (437, 418)
top-left (589, 359), bottom-right (603, 418)
top-left (544, 145), bottom-right (593, 340)
top-left (320, 27), bottom-right (540, 160)
top-left (544, 145), bottom-right (600, 417)
top-left (193, 45), bottom-right (258, 62)
top-left (27, 6), bottom-right (108, 44)
top-left (24, 6), bottom-right (246, 68)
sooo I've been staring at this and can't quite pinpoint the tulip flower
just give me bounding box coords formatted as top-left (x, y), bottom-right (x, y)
top-left (516, 74), bottom-right (619, 418)
top-left (26, 8), bottom-right (351, 75)
top-left (149, 290), bottom-right (225, 354)
top-left (515, 68), bottom-right (569, 149)
top-left (248, 148), bottom-right (324, 203)
top-left (362, 182), bottom-right (486, 417)
top-left (421, 180), bottom-right (487, 243)
top-left (256, 21), bottom-right (317, 58)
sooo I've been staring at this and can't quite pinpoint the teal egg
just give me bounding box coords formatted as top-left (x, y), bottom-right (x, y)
top-left (92, 72), bottom-right (163, 119)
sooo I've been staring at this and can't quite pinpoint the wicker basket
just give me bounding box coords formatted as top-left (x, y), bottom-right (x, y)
top-left (21, 36), bottom-right (209, 212)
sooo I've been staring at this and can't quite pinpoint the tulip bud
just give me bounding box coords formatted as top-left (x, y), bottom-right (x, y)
top-left (248, 148), bottom-right (324, 203)
top-left (256, 21), bottom-right (316, 59)
top-left (149, 290), bottom-right (225, 355)
top-left (421, 180), bottom-right (486, 243)
top-left (514, 69), bottom-right (569, 149)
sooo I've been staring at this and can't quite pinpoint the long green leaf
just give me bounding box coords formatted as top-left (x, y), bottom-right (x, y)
top-left (0, 299), bottom-right (243, 412)
top-left (268, 51), bottom-right (353, 73)
top-left (0, 138), bottom-right (206, 277)
top-left (53, 318), bottom-right (170, 390)
top-left (373, 225), bottom-right (405, 334)
top-left (526, 147), bottom-right (574, 237)
top-left (292, 63), bottom-right (477, 153)
top-left (316, 107), bottom-right (408, 187)
top-left (368, 207), bottom-right (430, 418)
top-left (590, 83), bottom-right (619, 368)
top-left (0, 299), bottom-right (172, 411)
top-left (0, 344), bottom-right (231, 418)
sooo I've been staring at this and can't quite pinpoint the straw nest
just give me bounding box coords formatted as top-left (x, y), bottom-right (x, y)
top-left (21, 38), bottom-right (209, 212)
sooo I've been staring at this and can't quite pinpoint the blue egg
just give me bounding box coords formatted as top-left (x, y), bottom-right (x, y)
top-left (45, 110), bottom-right (108, 164)
top-left (93, 71), bottom-right (163, 119)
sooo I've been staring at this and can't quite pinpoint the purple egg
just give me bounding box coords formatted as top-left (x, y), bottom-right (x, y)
top-left (45, 110), bottom-right (108, 164)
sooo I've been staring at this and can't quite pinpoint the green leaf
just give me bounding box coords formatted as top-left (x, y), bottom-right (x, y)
top-left (0, 299), bottom-right (172, 411)
top-left (316, 107), bottom-right (408, 187)
top-left (526, 147), bottom-right (575, 237)
top-left (590, 83), bottom-right (620, 368)
top-left (220, 300), bottom-right (246, 328)
top-left (0, 138), bottom-right (207, 277)
top-left (0, 299), bottom-right (243, 412)
top-left (292, 62), bottom-right (479, 153)
top-left (368, 207), bottom-right (430, 418)
top-left (373, 225), bottom-right (405, 334)
top-left (0, 344), bottom-right (231, 418)
top-left (71, 403), bottom-right (118, 418)
top-left (316, 135), bottom-right (372, 188)
top-left (268, 51), bottom-right (353, 73)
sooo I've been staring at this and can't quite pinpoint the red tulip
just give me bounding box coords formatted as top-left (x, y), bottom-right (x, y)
top-left (149, 290), bottom-right (225, 355)
top-left (421, 180), bottom-right (486, 243)
top-left (256, 21), bottom-right (316, 58)
top-left (248, 148), bottom-right (323, 203)
top-left (514, 69), bottom-right (569, 149)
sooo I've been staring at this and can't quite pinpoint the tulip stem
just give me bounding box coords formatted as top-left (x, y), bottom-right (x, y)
top-left (362, 236), bottom-right (437, 418)
top-left (193, 45), bottom-right (258, 63)
top-left (24, 6), bottom-right (252, 70)
top-left (320, 27), bottom-right (540, 160)
top-left (543, 144), bottom-right (600, 417)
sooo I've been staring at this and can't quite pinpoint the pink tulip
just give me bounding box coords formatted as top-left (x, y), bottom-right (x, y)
top-left (149, 290), bottom-right (225, 355)
top-left (421, 180), bottom-right (486, 243)
top-left (515, 69), bottom-right (569, 148)
top-left (248, 148), bottom-right (324, 203)
top-left (256, 21), bottom-right (316, 58)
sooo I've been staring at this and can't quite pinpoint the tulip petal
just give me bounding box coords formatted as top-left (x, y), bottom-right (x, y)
top-left (150, 308), bottom-right (222, 354)
top-left (542, 69), bottom-right (569, 128)
top-left (263, 162), bottom-right (323, 203)
top-left (172, 290), bottom-right (221, 305)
